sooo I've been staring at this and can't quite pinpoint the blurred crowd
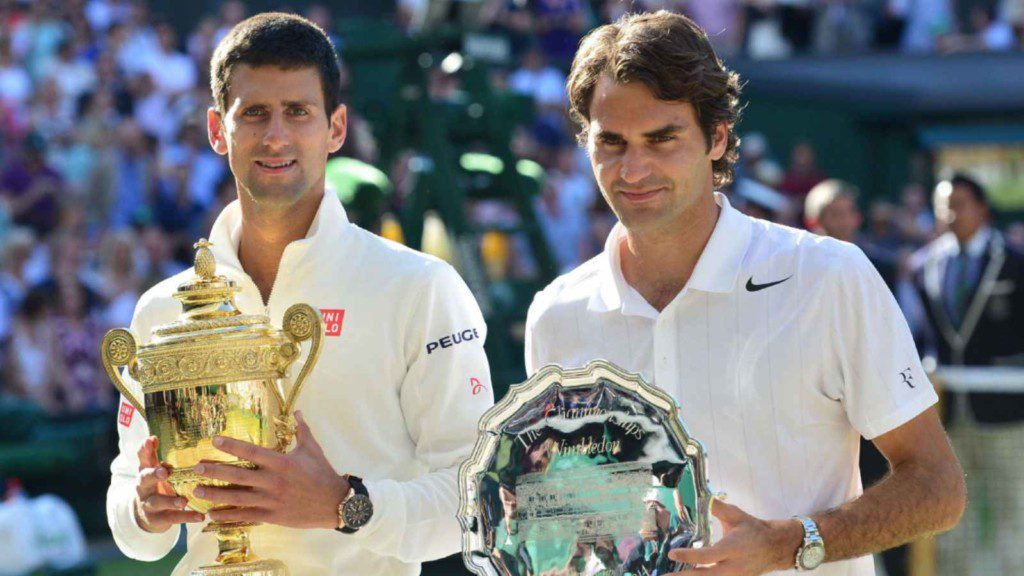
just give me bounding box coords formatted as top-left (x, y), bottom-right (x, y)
top-left (399, 0), bottom-right (1024, 60)
top-left (0, 0), bottom-right (1022, 422)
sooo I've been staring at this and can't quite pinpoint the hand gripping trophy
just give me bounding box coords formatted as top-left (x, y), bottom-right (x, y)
top-left (101, 239), bottom-right (324, 576)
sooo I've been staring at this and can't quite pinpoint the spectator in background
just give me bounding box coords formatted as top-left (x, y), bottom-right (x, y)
top-left (164, 122), bottom-right (226, 210)
top-left (213, 0), bottom-right (248, 45)
top-left (682, 0), bottom-right (743, 56)
top-left (778, 0), bottom-right (817, 53)
top-left (145, 22), bottom-right (197, 97)
top-left (805, 178), bottom-right (897, 288)
top-left (970, 4), bottom-right (1016, 50)
top-left (110, 120), bottom-right (156, 228)
top-left (27, 77), bottom-right (75, 141)
top-left (897, 182), bottom-right (936, 246)
top-left (153, 158), bottom-right (206, 256)
top-left (137, 225), bottom-right (186, 292)
top-left (873, 0), bottom-right (909, 49)
top-left (742, 1), bottom-right (794, 59)
top-left (864, 200), bottom-right (904, 255)
top-left (98, 230), bottom-right (141, 329)
top-left (5, 289), bottom-right (63, 414)
top-left (0, 133), bottom-right (62, 237)
top-left (0, 227), bottom-right (36, 342)
top-left (9, 0), bottom-right (66, 81)
top-left (508, 43), bottom-right (568, 115)
top-left (534, 145), bottom-right (595, 271)
top-left (17, 232), bottom-right (108, 415)
top-left (532, 0), bottom-right (589, 69)
top-left (305, 3), bottom-right (341, 50)
top-left (813, 0), bottom-right (872, 54)
top-left (901, 0), bottom-right (953, 52)
top-left (911, 174), bottom-right (1024, 575)
top-left (508, 43), bottom-right (572, 149)
top-left (41, 38), bottom-right (97, 112)
top-left (778, 140), bottom-right (827, 201)
top-left (111, 4), bottom-right (160, 79)
top-left (736, 131), bottom-right (784, 188)
top-left (131, 72), bottom-right (175, 142)
top-left (0, 37), bottom-right (32, 116)
top-left (939, 4), bottom-right (1016, 52)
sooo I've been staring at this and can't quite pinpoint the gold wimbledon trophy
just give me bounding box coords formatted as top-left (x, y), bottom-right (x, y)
top-left (101, 239), bottom-right (324, 576)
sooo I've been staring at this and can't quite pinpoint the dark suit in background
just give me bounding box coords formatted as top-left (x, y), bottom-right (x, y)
top-left (912, 228), bottom-right (1024, 575)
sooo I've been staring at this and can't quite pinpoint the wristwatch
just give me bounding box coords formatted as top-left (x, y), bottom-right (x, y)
top-left (792, 516), bottom-right (825, 571)
top-left (335, 475), bottom-right (373, 534)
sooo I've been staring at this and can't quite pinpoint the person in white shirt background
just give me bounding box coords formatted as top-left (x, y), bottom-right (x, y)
top-left (525, 10), bottom-right (965, 575)
top-left (106, 12), bottom-right (493, 575)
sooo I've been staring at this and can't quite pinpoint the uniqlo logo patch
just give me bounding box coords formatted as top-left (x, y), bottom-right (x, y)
top-left (118, 401), bottom-right (135, 427)
top-left (320, 309), bottom-right (345, 337)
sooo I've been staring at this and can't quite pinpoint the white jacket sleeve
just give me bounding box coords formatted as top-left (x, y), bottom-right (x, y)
top-left (350, 262), bottom-right (493, 562)
top-left (106, 307), bottom-right (180, 560)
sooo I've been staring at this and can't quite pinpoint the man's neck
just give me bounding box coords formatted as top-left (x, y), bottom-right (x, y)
top-left (237, 190), bottom-right (323, 304)
top-left (954, 224), bottom-right (989, 250)
top-left (620, 194), bottom-right (721, 312)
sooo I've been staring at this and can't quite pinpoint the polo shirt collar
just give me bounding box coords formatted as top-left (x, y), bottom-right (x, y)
top-left (207, 191), bottom-right (351, 275)
top-left (588, 192), bottom-right (753, 315)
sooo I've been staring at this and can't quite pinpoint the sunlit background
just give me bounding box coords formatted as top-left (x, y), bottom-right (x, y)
top-left (0, 0), bottom-right (1022, 574)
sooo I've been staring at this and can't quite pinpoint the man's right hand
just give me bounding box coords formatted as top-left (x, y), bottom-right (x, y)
top-left (134, 436), bottom-right (205, 533)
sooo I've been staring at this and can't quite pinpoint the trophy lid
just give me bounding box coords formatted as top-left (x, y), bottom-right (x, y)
top-left (148, 239), bottom-right (273, 343)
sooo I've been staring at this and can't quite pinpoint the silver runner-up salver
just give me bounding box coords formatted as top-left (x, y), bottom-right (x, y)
top-left (458, 360), bottom-right (714, 576)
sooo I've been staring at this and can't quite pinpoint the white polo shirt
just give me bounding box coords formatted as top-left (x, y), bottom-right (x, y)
top-left (525, 193), bottom-right (937, 576)
top-left (107, 191), bottom-right (494, 575)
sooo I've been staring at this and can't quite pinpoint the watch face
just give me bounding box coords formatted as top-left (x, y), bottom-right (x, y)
top-left (800, 543), bottom-right (825, 569)
top-left (343, 494), bottom-right (374, 529)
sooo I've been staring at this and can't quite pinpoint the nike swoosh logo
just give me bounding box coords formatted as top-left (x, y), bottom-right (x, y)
top-left (746, 275), bottom-right (792, 292)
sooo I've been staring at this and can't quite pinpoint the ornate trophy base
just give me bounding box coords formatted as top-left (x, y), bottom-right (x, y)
top-left (189, 521), bottom-right (290, 576)
top-left (190, 559), bottom-right (288, 576)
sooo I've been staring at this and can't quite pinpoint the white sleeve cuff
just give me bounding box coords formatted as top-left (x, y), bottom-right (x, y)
top-left (346, 478), bottom-right (407, 554)
top-left (108, 488), bottom-right (179, 561)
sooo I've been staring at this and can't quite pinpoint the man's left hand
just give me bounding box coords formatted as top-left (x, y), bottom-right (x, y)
top-left (194, 410), bottom-right (348, 529)
top-left (666, 499), bottom-right (804, 575)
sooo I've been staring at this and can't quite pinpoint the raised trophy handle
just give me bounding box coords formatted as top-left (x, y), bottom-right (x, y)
top-left (101, 328), bottom-right (146, 418)
top-left (280, 304), bottom-right (324, 416)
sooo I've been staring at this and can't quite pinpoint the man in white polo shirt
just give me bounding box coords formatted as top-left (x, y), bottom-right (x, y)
top-left (525, 11), bottom-right (965, 575)
top-left (106, 13), bottom-right (492, 575)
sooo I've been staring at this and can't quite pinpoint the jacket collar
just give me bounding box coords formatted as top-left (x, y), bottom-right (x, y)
top-left (206, 191), bottom-right (350, 276)
top-left (923, 229), bottom-right (1006, 354)
top-left (588, 192), bottom-right (753, 315)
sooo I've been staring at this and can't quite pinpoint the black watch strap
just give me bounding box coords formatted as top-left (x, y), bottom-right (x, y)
top-left (347, 475), bottom-right (368, 497)
top-left (336, 475), bottom-right (370, 534)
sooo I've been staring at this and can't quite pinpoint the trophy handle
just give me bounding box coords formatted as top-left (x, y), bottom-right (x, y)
top-left (101, 328), bottom-right (146, 418)
top-left (280, 304), bottom-right (324, 415)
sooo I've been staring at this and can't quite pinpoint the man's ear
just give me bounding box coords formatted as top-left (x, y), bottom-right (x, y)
top-left (327, 104), bottom-right (347, 154)
top-left (208, 107), bottom-right (228, 156)
top-left (708, 121), bottom-right (728, 162)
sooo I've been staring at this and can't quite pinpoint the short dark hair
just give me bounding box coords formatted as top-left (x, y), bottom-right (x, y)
top-left (566, 10), bottom-right (743, 189)
top-left (210, 12), bottom-right (341, 117)
top-left (950, 173), bottom-right (990, 209)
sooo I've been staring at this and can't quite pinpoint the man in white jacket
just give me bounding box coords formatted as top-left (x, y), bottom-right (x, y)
top-left (106, 13), bottom-right (494, 575)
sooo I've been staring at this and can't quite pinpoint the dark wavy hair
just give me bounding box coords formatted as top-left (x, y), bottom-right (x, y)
top-left (210, 12), bottom-right (341, 118)
top-left (567, 10), bottom-right (743, 188)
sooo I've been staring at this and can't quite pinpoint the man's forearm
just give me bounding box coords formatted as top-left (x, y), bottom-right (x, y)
top-left (810, 455), bottom-right (965, 562)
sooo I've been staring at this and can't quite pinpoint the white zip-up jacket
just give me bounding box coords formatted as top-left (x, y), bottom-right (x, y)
top-left (106, 191), bottom-right (494, 575)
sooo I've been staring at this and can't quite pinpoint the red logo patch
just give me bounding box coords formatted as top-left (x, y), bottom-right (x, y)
top-left (320, 309), bottom-right (346, 337)
top-left (118, 401), bottom-right (135, 427)
top-left (470, 377), bottom-right (485, 395)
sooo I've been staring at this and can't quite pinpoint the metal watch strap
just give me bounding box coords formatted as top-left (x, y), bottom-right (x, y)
top-left (336, 475), bottom-right (369, 534)
top-left (792, 515), bottom-right (824, 571)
